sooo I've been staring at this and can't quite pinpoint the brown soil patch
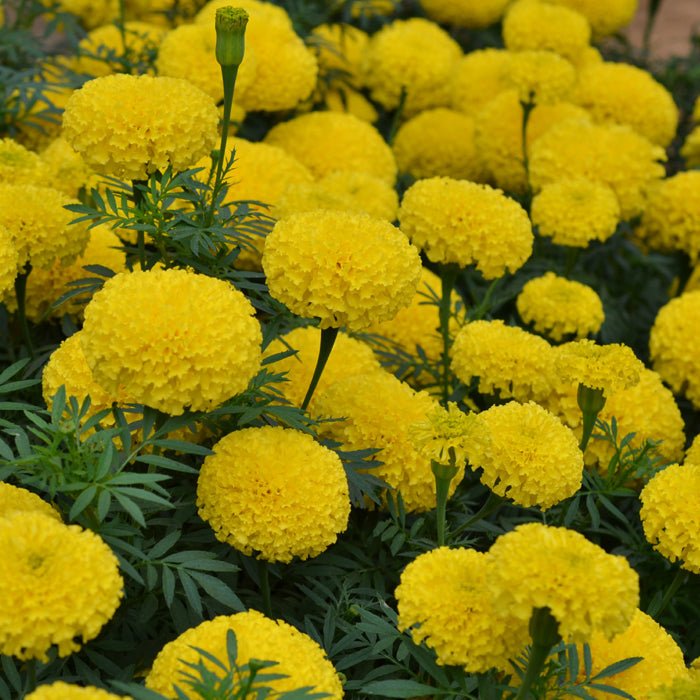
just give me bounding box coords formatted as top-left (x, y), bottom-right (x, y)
top-left (625, 0), bottom-right (700, 58)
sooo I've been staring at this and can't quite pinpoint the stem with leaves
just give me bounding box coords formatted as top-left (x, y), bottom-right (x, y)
top-left (439, 264), bottom-right (460, 405)
top-left (301, 326), bottom-right (339, 411)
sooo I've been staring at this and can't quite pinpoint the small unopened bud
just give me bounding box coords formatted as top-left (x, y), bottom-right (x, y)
top-left (215, 7), bottom-right (249, 68)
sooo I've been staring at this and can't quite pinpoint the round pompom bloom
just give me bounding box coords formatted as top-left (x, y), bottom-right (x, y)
top-left (637, 172), bottom-right (700, 262)
top-left (43, 0), bottom-right (118, 28)
top-left (529, 120), bottom-right (666, 219)
top-left (263, 326), bottom-right (381, 409)
top-left (681, 126), bottom-right (700, 168)
top-left (40, 137), bottom-right (99, 198)
top-left (314, 371), bottom-right (445, 512)
top-left (531, 178), bottom-right (620, 247)
top-left (575, 62), bottom-right (678, 147)
top-left (315, 170), bottom-right (399, 222)
top-left (396, 547), bottom-right (528, 672)
top-left (263, 210), bottom-right (421, 331)
top-left (506, 50), bottom-right (577, 105)
top-left (451, 49), bottom-right (512, 116)
top-left (649, 675), bottom-right (700, 700)
top-left (687, 435), bottom-right (700, 466)
top-left (640, 463), bottom-right (700, 573)
top-left (0, 483), bottom-right (59, 522)
top-left (650, 291), bottom-right (700, 409)
top-left (147, 611), bottom-right (343, 698)
top-left (0, 512), bottom-right (123, 660)
top-left (487, 522), bottom-right (639, 642)
top-left (421, 0), bottom-right (511, 28)
top-left (80, 269), bottom-right (262, 415)
top-left (197, 426), bottom-right (350, 563)
top-left (545, 0), bottom-right (638, 37)
top-left (504, 1), bottom-right (591, 63)
top-left (0, 184), bottom-right (89, 271)
top-left (0, 138), bottom-right (49, 184)
top-left (265, 111), bottom-right (397, 184)
top-left (26, 683), bottom-right (129, 700)
top-left (62, 74), bottom-right (218, 180)
top-left (583, 610), bottom-right (688, 699)
top-left (311, 23), bottom-right (369, 87)
top-left (362, 18), bottom-right (462, 116)
top-left (399, 177), bottom-right (533, 279)
top-left (516, 272), bottom-right (604, 341)
top-left (451, 320), bottom-right (556, 402)
top-left (0, 227), bottom-right (19, 298)
top-left (392, 108), bottom-right (484, 181)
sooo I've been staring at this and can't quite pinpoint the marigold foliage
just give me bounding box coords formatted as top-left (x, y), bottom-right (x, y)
top-left (396, 547), bottom-right (528, 672)
top-left (0, 483), bottom-right (59, 522)
top-left (545, 0), bottom-right (638, 37)
top-left (450, 48), bottom-right (512, 116)
top-left (62, 74), bottom-right (219, 180)
top-left (399, 178), bottom-right (532, 279)
top-left (0, 512), bottom-right (123, 661)
top-left (26, 683), bottom-right (130, 700)
top-left (0, 227), bottom-right (19, 298)
top-left (80, 269), bottom-right (262, 415)
top-left (146, 610), bottom-right (343, 698)
top-left (487, 523), bottom-right (639, 642)
top-left (263, 210), bottom-right (421, 331)
top-left (507, 50), bottom-right (577, 105)
top-left (197, 426), bottom-right (350, 563)
top-left (420, 0), bottom-right (511, 28)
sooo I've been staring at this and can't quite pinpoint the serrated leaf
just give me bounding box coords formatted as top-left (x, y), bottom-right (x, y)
top-left (361, 680), bottom-right (443, 697)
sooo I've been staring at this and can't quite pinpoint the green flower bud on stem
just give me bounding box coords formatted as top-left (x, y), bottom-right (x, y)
top-left (215, 7), bottom-right (249, 68)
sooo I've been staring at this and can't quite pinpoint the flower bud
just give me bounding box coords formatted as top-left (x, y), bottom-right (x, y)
top-left (215, 6), bottom-right (249, 68)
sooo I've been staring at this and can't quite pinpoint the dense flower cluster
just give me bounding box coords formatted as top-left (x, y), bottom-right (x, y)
top-left (546, 0), bottom-right (637, 37)
top-left (0, 483), bottom-right (59, 521)
top-left (450, 48), bottom-right (511, 116)
top-left (311, 23), bottom-right (368, 86)
top-left (26, 684), bottom-right (130, 700)
top-left (506, 50), bottom-right (577, 104)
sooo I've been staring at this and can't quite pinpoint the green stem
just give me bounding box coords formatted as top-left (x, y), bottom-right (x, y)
top-left (439, 264), bottom-right (460, 406)
top-left (258, 559), bottom-right (272, 618)
top-left (301, 326), bottom-right (339, 411)
top-left (642, 0), bottom-right (664, 62)
top-left (433, 450), bottom-right (459, 547)
top-left (387, 86), bottom-right (408, 146)
top-left (577, 384), bottom-right (606, 452)
top-left (514, 608), bottom-right (560, 700)
top-left (648, 568), bottom-right (688, 618)
top-left (214, 64), bottom-right (238, 189)
top-left (468, 277), bottom-right (500, 322)
top-left (451, 492), bottom-right (503, 537)
top-left (24, 658), bottom-right (37, 694)
top-left (14, 267), bottom-right (34, 358)
top-left (131, 179), bottom-right (147, 269)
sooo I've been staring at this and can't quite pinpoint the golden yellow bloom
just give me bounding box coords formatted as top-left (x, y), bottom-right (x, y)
top-left (362, 18), bottom-right (462, 116)
top-left (80, 269), bottom-right (262, 415)
top-left (544, 0), bottom-right (638, 38)
top-left (314, 371), bottom-right (445, 512)
top-left (687, 435), bottom-right (700, 466)
top-left (44, 0), bottom-right (118, 28)
top-left (147, 611), bottom-right (343, 698)
top-left (507, 50), bottom-right (577, 105)
top-left (324, 86), bottom-right (378, 122)
top-left (450, 49), bottom-right (512, 116)
top-left (314, 170), bottom-right (399, 222)
top-left (0, 226), bottom-right (19, 297)
top-left (393, 108), bottom-right (484, 181)
top-left (62, 74), bottom-right (219, 180)
top-left (0, 483), bottom-right (59, 522)
top-left (0, 138), bottom-right (49, 184)
top-left (311, 23), bottom-right (369, 87)
top-left (681, 126), bottom-right (700, 168)
top-left (487, 523), bottom-right (639, 642)
top-left (197, 426), bottom-right (350, 563)
top-left (0, 512), bottom-right (123, 660)
top-left (40, 137), bottom-right (98, 198)
top-left (650, 290), bottom-right (700, 409)
top-left (263, 210), bottom-right (421, 331)
top-left (649, 675), bottom-right (700, 700)
top-left (421, 0), bottom-right (512, 28)
top-left (396, 547), bottom-right (528, 672)
top-left (399, 177), bottom-right (532, 279)
top-left (26, 682), bottom-right (130, 700)
top-left (516, 272), bottom-right (604, 340)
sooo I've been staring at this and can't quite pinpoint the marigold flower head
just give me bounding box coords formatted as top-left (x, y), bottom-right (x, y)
top-left (544, 0), bottom-right (638, 37)
top-left (393, 108), bottom-right (484, 181)
top-left (0, 227), bottom-right (19, 298)
top-left (687, 435), bottom-right (700, 466)
top-left (40, 137), bottom-right (99, 198)
top-left (650, 290), bottom-right (700, 409)
top-left (324, 86), bottom-right (378, 123)
top-left (146, 610), bottom-right (343, 698)
top-left (487, 522), bottom-right (639, 642)
top-left (421, 0), bottom-right (512, 28)
top-left (265, 111), bottom-right (397, 184)
top-left (0, 138), bottom-right (49, 184)
top-left (681, 126), bottom-right (700, 168)
top-left (80, 269), bottom-right (262, 415)
top-left (314, 371), bottom-right (445, 512)
top-left (396, 547), bottom-right (528, 672)
top-left (362, 18), bottom-right (462, 116)
top-left (649, 675), bottom-right (700, 700)
top-left (197, 426), bottom-right (350, 563)
top-left (314, 170), bottom-right (399, 222)
top-left (0, 483), bottom-right (59, 522)
top-left (399, 177), bottom-right (532, 279)
top-left (62, 74), bottom-right (219, 180)
top-left (44, 0), bottom-right (118, 28)
top-left (450, 49), bottom-right (512, 116)
top-left (311, 23), bottom-right (369, 87)
top-left (506, 50), bottom-right (577, 105)
top-left (26, 683), bottom-right (130, 700)
top-left (263, 210), bottom-right (421, 331)
top-left (0, 512), bottom-right (123, 660)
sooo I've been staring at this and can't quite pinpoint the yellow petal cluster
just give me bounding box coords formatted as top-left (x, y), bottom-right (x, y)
top-left (487, 522), bottom-right (639, 642)
top-left (0, 483), bottom-right (59, 521)
top-left (450, 49), bottom-right (512, 116)
top-left (545, 0), bottom-right (639, 38)
top-left (146, 610), bottom-right (343, 698)
top-left (44, 0), bottom-right (118, 28)
top-left (311, 23), bottom-right (369, 87)
top-left (324, 86), bottom-right (378, 122)
top-left (26, 683), bottom-right (130, 700)
top-left (40, 137), bottom-right (98, 197)
top-left (680, 126), bottom-right (700, 168)
top-left (420, 0), bottom-right (512, 28)
top-left (687, 435), bottom-right (700, 466)
top-left (396, 547), bottom-right (528, 672)
top-left (62, 74), bottom-right (219, 180)
top-left (0, 512), bottom-right (123, 660)
top-left (506, 50), bottom-right (577, 105)
top-left (649, 675), bottom-right (700, 700)
top-left (263, 210), bottom-right (421, 330)
top-left (125, 0), bottom-right (201, 24)
top-left (0, 138), bottom-right (49, 184)
top-left (80, 269), bottom-right (262, 415)
top-left (399, 177), bottom-right (532, 279)
top-left (0, 226), bottom-right (19, 297)
top-left (197, 426), bottom-right (350, 563)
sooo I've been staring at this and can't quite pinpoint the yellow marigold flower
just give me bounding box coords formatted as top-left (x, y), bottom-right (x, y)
top-left (40, 137), bottom-right (98, 198)
top-left (0, 227), bottom-right (19, 298)
top-left (265, 111), bottom-right (397, 184)
top-left (584, 610), bottom-right (688, 699)
top-left (451, 48), bottom-right (512, 116)
top-left (575, 62), bottom-right (678, 147)
top-left (196, 0), bottom-right (292, 28)
top-left (314, 371), bottom-right (445, 512)
top-left (274, 183), bottom-right (359, 221)
top-left (640, 463), bottom-right (700, 573)
top-left (0, 138), bottom-right (49, 184)
top-left (545, 0), bottom-right (638, 38)
top-left (147, 610), bottom-right (343, 698)
top-left (263, 326), bottom-right (381, 409)
top-left (263, 210), bottom-right (421, 331)
top-left (80, 269), bottom-right (262, 415)
top-left (487, 522), bottom-right (639, 642)
top-left (516, 272), bottom-right (604, 341)
top-left (311, 23), bottom-right (369, 87)
top-left (649, 675), bottom-right (700, 700)
top-left (507, 50), bottom-right (577, 105)
top-left (62, 74), bottom-right (218, 181)
top-left (474, 91), bottom-right (590, 194)
top-left (0, 483), bottom-right (59, 522)
top-left (399, 177), bottom-right (533, 279)
top-left (316, 170), bottom-right (399, 222)
top-left (650, 290), bottom-right (700, 409)
top-left (396, 547), bottom-right (528, 672)
top-left (0, 512), bottom-right (123, 661)
top-left (324, 86), bottom-right (379, 123)
top-left (504, 0), bottom-right (591, 63)
top-left (393, 108), bottom-right (484, 181)
top-left (529, 120), bottom-right (666, 219)
top-left (0, 184), bottom-right (89, 270)
top-left (197, 426), bottom-right (350, 563)
top-left (362, 18), bottom-right (462, 116)
top-left (451, 320), bottom-right (556, 402)
top-left (531, 178), bottom-right (620, 247)
top-left (421, 0), bottom-right (512, 28)
top-left (43, 0), bottom-right (118, 28)
top-left (687, 435), bottom-right (700, 466)
top-left (681, 126), bottom-right (700, 168)
top-left (26, 682), bottom-right (130, 700)
top-left (637, 172), bottom-right (700, 262)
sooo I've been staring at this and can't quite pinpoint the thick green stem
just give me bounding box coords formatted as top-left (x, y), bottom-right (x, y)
top-left (14, 267), bottom-right (34, 358)
top-left (648, 568), bottom-right (688, 618)
top-left (439, 264), bottom-right (460, 405)
top-left (432, 450), bottom-right (459, 547)
top-left (514, 608), bottom-right (560, 700)
top-left (577, 384), bottom-right (606, 452)
top-left (214, 64), bottom-right (239, 189)
top-left (258, 559), bottom-right (272, 618)
top-left (468, 277), bottom-right (500, 322)
top-left (301, 326), bottom-right (339, 411)
top-left (131, 179), bottom-right (147, 269)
